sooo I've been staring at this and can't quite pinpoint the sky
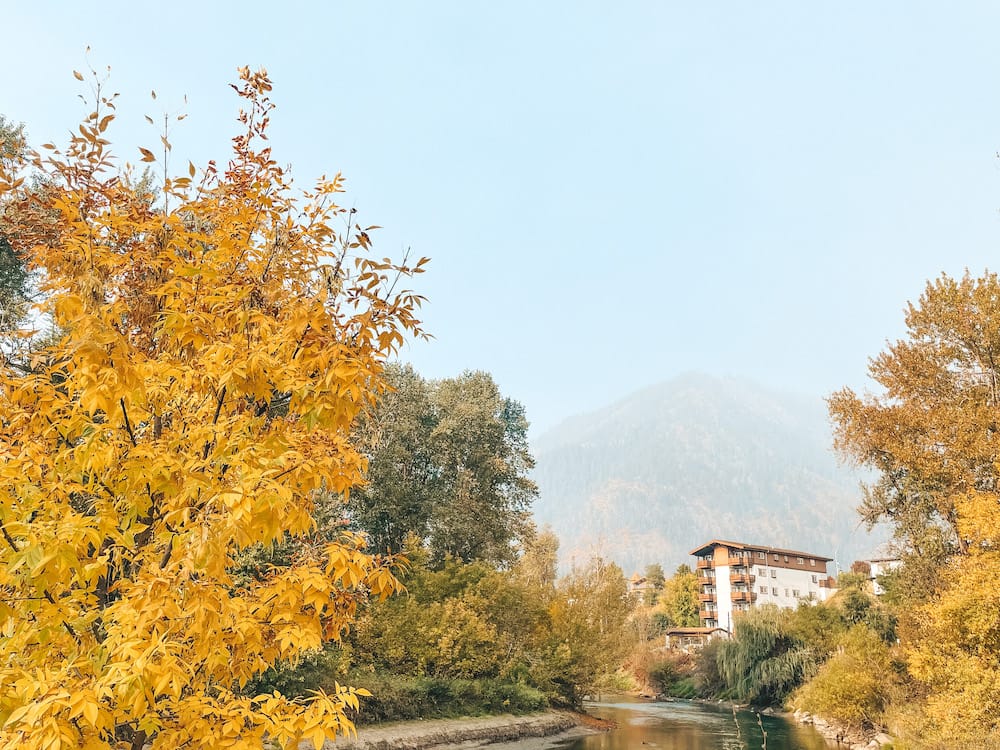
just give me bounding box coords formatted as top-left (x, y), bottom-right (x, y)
top-left (5, 2), bottom-right (1000, 436)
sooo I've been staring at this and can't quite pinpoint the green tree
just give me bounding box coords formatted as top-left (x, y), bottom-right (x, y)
top-left (658, 564), bottom-right (699, 627)
top-left (0, 115), bottom-right (33, 332)
top-left (540, 558), bottom-right (632, 704)
top-left (427, 371), bottom-right (536, 563)
top-left (349, 365), bottom-right (438, 554)
top-left (349, 367), bottom-right (537, 565)
top-left (642, 563), bottom-right (666, 605)
top-left (515, 527), bottom-right (559, 591)
top-left (784, 600), bottom-right (847, 659)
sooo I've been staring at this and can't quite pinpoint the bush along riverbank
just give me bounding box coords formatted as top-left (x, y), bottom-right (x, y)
top-left (349, 676), bottom-right (549, 724)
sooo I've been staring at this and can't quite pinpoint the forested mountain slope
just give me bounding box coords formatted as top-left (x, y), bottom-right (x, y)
top-left (532, 373), bottom-right (880, 573)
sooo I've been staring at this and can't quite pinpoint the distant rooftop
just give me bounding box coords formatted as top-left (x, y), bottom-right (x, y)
top-left (689, 539), bottom-right (834, 562)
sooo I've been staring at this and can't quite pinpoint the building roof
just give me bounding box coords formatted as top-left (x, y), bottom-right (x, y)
top-left (688, 539), bottom-right (834, 562)
top-left (664, 627), bottom-right (727, 636)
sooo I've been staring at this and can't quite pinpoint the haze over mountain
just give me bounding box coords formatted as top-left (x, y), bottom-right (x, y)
top-left (531, 373), bottom-right (884, 575)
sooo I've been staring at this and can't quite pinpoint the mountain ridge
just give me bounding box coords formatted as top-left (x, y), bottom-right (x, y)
top-left (530, 373), bottom-right (882, 574)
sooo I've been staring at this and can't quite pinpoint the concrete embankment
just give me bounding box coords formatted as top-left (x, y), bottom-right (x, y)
top-left (314, 710), bottom-right (601, 750)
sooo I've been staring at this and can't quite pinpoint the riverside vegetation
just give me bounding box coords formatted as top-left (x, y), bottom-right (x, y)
top-left (0, 78), bottom-right (633, 749)
top-left (627, 271), bottom-right (1000, 750)
top-left (1, 71), bottom-right (998, 750)
top-left (241, 363), bottom-right (635, 718)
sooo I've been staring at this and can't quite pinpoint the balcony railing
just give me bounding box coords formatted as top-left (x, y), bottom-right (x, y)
top-left (699, 609), bottom-right (717, 621)
top-left (698, 592), bottom-right (716, 602)
top-left (819, 577), bottom-right (836, 589)
top-left (729, 573), bottom-right (756, 585)
top-left (697, 575), bottom-right (715, 586)
top-left (730, 591), bottom-right (758, 603)
top-left (727, 555), bottom-right (750, 566)
top-left (696, 558), bottom-right (714, 569)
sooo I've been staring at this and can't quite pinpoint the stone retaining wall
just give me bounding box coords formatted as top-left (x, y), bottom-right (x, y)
top-left (313, 710), bottom-right (587, 750)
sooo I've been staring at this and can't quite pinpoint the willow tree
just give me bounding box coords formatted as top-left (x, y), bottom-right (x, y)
top-left (715, 606), bottom-right (814, 705)
top-left (0, 68), bottom-right (426, 750)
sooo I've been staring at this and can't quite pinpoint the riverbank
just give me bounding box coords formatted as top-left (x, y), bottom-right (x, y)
top-left (792, 710), bottom-right (895, 750)
top-left (687, 699), bottom-right (895, 749)
top-left (312, 710), bottom-right (609, 750)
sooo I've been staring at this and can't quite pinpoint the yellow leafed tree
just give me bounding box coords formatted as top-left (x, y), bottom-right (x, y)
top-left (830, 271), bottom-right (1000, 746)
top-left (905, 491), bottom-right (1000, 746)
top-left (0, 68), bottom-right (426, 750)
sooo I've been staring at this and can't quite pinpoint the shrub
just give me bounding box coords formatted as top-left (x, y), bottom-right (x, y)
top-left (345, 674), bottom-right (547, 723)
top-left (792, 626), bottom-right (895, 729)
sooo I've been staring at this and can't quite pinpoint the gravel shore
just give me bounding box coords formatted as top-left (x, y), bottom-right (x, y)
top-left (312, 710), bottom-right (603, 750)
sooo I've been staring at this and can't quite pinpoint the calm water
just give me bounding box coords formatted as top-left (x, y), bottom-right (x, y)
top-left (538, 698), bottom-right (836, 750)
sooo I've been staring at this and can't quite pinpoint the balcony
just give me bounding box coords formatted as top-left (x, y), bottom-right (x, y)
top-left (730, 591), bottom-right (758, 603)
top-left (819, 577), bottom-right (836, 589)
top-left (729, 572), bottom-right (756, 585)
top-left (698, 592), bottom-right (716, 602)
top-left (726, 555), bottom-right (749, 567)
top-left (697, 575), bottom-right (715, 586)
top-left (699, 609), bottom-right (717, 621)
top-left (696, 558), bottom-right (714, 569)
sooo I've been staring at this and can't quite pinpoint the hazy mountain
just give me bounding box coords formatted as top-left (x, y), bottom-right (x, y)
top-left (531, 373), bottom-right (883, 575)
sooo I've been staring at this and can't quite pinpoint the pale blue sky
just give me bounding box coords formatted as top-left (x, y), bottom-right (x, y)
top-left (5, 2), bottom-right (1000, 434)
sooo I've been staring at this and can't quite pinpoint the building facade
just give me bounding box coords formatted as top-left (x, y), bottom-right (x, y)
top-left (863, 557), bottom-right (901, 596)
top-left (691, 539), bottom-right (836, 632)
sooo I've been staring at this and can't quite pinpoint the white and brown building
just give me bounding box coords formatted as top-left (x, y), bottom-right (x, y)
top-left (691, 539), bottom-right (836, 632)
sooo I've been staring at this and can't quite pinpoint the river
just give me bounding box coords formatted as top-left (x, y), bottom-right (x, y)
top-left (497, 697), bottom-right (838, 750)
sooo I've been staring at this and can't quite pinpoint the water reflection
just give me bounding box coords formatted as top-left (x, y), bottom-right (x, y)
top-left (551, 698), bottom-right (835, 750)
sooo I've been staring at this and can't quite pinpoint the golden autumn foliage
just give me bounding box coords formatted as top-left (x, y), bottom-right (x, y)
top-left (904, 492), bottom-right (1000, 746)
top-left (0, 68), bottom-right (426, 750)
top-left (830, 271), bottom-right (1000, 746)
top-left (791, 626), bottom-right (895, 730)
top-left (829, 271), bottom-right (1000, 559)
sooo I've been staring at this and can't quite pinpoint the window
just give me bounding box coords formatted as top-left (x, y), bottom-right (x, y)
top-left (784, 589), bottom-right (790, 597)
top-left (793, 589), bottom-right (800, 597)
top-left (770, 570), bottom-right (776, 578)
top-left (758, 568), bottom-right (766, 576)
top-left (757, 551), bottom-right (765, 559)
top-left (810, 559), bottom-right (816, 566)
top-left (808, 592), bottom-right (815, 600)
top-left (759, 586), bottom-right (767, 594)
top-left (811, 575), bottom-right (817, 583)
top-left (771, 587), bottom-right (778, 595)
top-left (783, 555), bottom-right (789, 562)
top-left (773, 553), bottom-right (779, 561)
top-left (797, 557), bottom-right (804, 564)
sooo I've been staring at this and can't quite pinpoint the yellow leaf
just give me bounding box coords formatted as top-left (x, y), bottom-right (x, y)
top-left (82, 699), bottom-right (99, 727)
